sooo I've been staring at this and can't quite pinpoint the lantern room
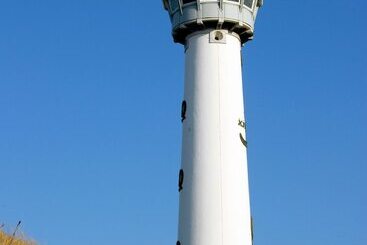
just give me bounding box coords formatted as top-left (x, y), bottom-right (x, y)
top-left (162, 0), bottom-right (263, 44)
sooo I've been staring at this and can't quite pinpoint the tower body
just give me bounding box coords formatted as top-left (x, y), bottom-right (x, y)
top-left (163, 1), bottom-right (263, 245)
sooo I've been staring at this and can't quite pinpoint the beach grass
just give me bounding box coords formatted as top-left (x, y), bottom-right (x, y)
top-left (0, 226), bottom-right (36, 245)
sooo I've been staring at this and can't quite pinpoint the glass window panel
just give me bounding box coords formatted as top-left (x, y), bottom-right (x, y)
top-left (243, 0), bottom-right (254, 8)
top-left (183, 0), bottom-right (196, 4)
top-left (170, 0), bottom-right (179, 11)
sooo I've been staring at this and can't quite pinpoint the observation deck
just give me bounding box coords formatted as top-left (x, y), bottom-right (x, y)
top-left (162, 0), bottom-right (263, 44)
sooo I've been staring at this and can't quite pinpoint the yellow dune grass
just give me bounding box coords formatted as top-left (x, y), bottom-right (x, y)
top-left (0, 230), bottom-right (36, 245)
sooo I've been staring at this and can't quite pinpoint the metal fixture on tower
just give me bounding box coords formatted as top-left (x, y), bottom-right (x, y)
top-left (163, 1), bottom-right (263, 245)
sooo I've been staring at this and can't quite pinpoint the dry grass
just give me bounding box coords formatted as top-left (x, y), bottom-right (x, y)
top-left (0, 227), bottom-right (36, 245)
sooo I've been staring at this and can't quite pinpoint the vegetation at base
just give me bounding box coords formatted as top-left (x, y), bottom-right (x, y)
top-left (0, 222), bottom-right (36, 245)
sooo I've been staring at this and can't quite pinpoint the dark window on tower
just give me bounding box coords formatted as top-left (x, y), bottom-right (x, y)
top-left (228, 0), bottom-right (240, 2)
top-left (181, 100), bottom-right (187, 122)
top-left (178, 169), bottom-right (184, 192)
top-left (169, 0), bottom-right (179, 11)
top-left (182, 0), bottom-right (196, 4)
top-left (243, 0), bottom-right (254, 9)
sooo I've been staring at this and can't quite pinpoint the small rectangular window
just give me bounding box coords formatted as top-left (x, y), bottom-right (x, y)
top-left (243, 0), bottom-right (254, 9)
top-left (182, 0), bottom-right (196, 4)
top-left (169, 0), bottom-right (179, 11)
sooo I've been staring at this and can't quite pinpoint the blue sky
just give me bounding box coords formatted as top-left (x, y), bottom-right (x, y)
top-left (0, 1), bottom-right (366, 244)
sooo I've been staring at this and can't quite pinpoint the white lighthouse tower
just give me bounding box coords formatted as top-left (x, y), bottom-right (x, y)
top-left (162, 1), bottom-right (263, 245)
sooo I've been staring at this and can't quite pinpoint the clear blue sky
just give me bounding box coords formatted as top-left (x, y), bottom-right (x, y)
top-left (0, 1), bottom-right (366, 244)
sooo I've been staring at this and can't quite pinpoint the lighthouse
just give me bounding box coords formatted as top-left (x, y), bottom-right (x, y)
top-left (162, 1), bottom-right (263, 245)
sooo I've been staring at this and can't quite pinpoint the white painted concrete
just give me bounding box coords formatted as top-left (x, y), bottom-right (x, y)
top-left (178, 29), bottom-right (252, 245)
